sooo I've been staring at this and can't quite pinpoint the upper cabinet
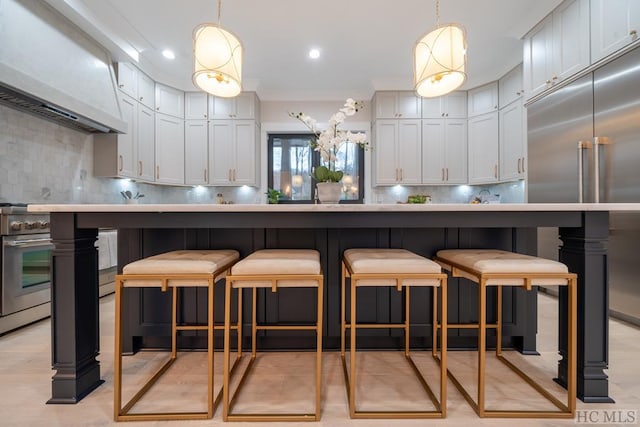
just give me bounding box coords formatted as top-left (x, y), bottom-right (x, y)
top-left (421, 92), bottom-right (467, 119)
top-left (209, 92), bottom-right (259, 119)
top-left (373, 91), bottom-right (421, 119)
top-left (499, 100), bottom-right (526, 181)
top-left (468, 111), bottom-right (499, 184)
top-left (591, 0), bottom-right (640, 63)
top-left (115, 62), bottom-right (154, 109)
top-left (155, 83), bottom-right (184, 118)
top-left (373, 119), bottom-right (422, 185)
top-left (523, 0), bottom-right (590, 99)
top-left (499, 64), bottom-right (524, 108)
top-left (185, 92), bottom-right (209, 120)
top-left (467, 82), bottom-right (498, 117)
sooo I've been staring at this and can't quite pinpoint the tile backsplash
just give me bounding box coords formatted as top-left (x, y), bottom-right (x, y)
top-left (1, 104), bottom-right (524, 205)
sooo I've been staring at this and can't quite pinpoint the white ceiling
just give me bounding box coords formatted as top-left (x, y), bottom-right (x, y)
top-left (45, 0), bottom-right (563, 101)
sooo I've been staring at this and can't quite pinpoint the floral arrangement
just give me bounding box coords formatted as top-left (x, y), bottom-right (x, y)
top-left (289, 98), bottom-right (368, 182)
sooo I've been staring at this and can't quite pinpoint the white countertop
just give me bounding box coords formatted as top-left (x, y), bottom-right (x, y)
top-left (27, 203), bottom-right (640, 213)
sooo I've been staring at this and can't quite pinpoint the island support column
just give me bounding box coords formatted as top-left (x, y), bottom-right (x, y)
top-left (559, 211), bottom-right (614, 403)
top-left (48, 213), bottom-right (102, 403)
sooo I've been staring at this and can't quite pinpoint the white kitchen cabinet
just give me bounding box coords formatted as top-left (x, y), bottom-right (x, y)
top-left (115, 63), bottom-right (154, 108)
top-left (208, 92), bottom-right (259, 119)
top-left (373, 91), bottom-right (421, 119)
top-left (93, 93), bottom-right (136, 179)
top-left (185, 92), bottom-right (209, 120)
top-left (499, 100), bottom-right (525, 181)
top-left (523, 0), bottom-right (590, 99)
top-left (155, 113), bottom-right (184, 184)
top-left (136, 104), bottom-right (155, 181)
top-left (209, 120), bottom-right (257, 186)
top-left (421, 118), bottom-right (467, 184)
top-left (591, 0), bottom-right (640, 63)
top-left (499, 64), bottom-right (524, 108)
top-left (155, 83), bottom-right (184, 118)
top-left (468, 111), bottom-right (499, 184)
top-left (374, 119), bottom-right (421, 185)
top-left (184, 120), bottom-right (208, 185)
top-left (468, 82), bottom-right (498, 117)
top-left (421, 92), bottom-right (467, 119)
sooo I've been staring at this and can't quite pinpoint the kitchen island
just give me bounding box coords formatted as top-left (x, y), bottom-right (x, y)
top-left (29, 203), bottom-right (635, 405)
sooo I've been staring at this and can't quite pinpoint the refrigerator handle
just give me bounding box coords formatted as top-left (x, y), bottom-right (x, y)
top-left (593, 137), bottom-right (612, 203)
top-left (577, 140), bottom-right (592, 203)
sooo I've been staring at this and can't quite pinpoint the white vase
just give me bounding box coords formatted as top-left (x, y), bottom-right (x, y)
top-left (316, 182), bottom-right (342, 204)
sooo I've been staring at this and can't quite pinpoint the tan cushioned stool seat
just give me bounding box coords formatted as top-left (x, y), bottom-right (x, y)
top-left (122, 249), bottom-right (240, 287)
top-left (345, 248), bottom-right (443, 287)
top-left (436, 249), bottom-right (569, 286)
top-left (231, 249), bottom-right (321, 288)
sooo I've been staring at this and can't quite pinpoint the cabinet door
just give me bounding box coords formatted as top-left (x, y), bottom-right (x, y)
top-left (499, 64), bottom-right (524, 108)
top-left (553, 0), bottom-right (590, 82)
top-left (234, 93), bottom-right (257, 119)
top-left (137, 72), bottom-right (155, 109)
top-left (185, 120), bottom-right (208, 185)
top-left (421, 119), bottom-right (446, 183)
top-left (444, 119), bottom-right (468, 184)
top-left (397, 120), bottom-right (422, 184)
top-left (421, 97), bottom-right (443, 119)
top-left (155, 114), bottom-right (184, 184)
top-left (116, 62), bottom-right (137, 99)
top-left (209, 121), bottom-right (234, 185)
top-left (231, 121), bottom-right (256, 184)
top-left (117, 93), bottom-right (137, 178)
top-left (396, 92), bottom-right (421, 118)
top-left (523, 15), bottom-right (554, 99)
top-left (209, 96), bottom-right (235, 119)
top-left (499, 101), bottom-right (524, 181)
top-left (467, 82), bottom-right (498, 117)
top-left (444, 92), bottom-right (467, 118)
top-left (185, 92), bottom-right (209, 120)
top-left (136, 104), bottom-right (155, 182)
top-left (155, 84), bottom-right (184, 118)
top-left (591, 0), bottom-right (640, 63)
top-left (468, 112), bottom-right (499, 184)
top-left (374, 120), bottom-right (399, 185)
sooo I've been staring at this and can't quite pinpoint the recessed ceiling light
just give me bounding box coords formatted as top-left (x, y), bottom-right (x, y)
top-left (309, 49), bottom-right (320, 59)
top-left (162, 49), bottom-right (175, 60)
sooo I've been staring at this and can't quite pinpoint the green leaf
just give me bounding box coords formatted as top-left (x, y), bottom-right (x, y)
top-left (313, 165), bottom-right (330, 182)
top-left (329, 170), bottom-right (343, 182)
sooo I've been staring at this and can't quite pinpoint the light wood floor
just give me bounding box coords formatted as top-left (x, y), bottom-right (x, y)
top-left (0, 292), bottom-right (638, 426)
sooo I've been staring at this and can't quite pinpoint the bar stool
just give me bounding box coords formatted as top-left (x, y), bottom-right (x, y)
top-left (341, 248), bottom-right (448, 418)
top-left (113, 249), bottom-right (241, 421)
top-left (222, 249), bottom-right (324, 422)
top-left (434, 249), bottom-right (577, 418)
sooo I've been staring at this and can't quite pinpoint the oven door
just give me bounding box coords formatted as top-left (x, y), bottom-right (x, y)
top-left (1, 233), bottom-right (53, 315)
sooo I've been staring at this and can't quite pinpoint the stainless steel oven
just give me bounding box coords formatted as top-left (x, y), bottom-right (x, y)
top-left (1, 205), bottom-right (52, 316)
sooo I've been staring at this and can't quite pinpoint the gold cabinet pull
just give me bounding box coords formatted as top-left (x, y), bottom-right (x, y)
top-left (446, 168), bottom-right (449, 181)
top-left (494, 164), bottom-right (498, 178)
top-left (138, 161), bottom-right (143, 176)
top-left (521, 157), bottom-right (525, 173)
top-left (517, 158), bottom-right (521, 174)
top-left (442, 168), bottom-right (445, 181)
top-left (156, 165), bottom-right (160, 180)
top-left (118, 155), bottom-right (123, 172)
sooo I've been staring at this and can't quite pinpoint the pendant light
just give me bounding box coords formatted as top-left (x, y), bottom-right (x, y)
top-left (192, 0), bottom-right (243, 97)
top-left (414, 0), bottom-right (467, 98)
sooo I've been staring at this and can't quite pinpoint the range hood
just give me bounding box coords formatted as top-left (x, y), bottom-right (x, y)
top-left (0, 0), bottom-right (126, 134)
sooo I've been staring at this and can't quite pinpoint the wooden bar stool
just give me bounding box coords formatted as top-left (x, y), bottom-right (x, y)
top-left (341, 248), bottom-right (448, 419)
top-left (434, 249), bottom-right (577, 418)
top-left (222, 249), bottom-right (324, 422)
top-left (113, 249), bottom-right (241, 421)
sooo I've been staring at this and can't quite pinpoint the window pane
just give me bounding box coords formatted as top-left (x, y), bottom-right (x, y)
top-left (271, 136), bottom-right (313, 201)
top-left (329, 141), bottom-right (361, 201)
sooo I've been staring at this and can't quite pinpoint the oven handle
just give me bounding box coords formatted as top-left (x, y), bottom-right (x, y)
top-left (4, 238), bottom-right (52, 248)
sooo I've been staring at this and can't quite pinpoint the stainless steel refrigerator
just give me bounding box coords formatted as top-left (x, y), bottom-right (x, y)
top-left (528, 45), bottom-right (640, 325)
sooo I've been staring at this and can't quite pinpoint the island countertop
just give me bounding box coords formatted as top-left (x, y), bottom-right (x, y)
top-left (27, 202), bottom-right (640, 213)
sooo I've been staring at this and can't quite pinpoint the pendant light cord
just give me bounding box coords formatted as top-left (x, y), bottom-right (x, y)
top-left (218, 0), bottom-right (222, 26)
top-left (435, 0), bottom-right (440, 27)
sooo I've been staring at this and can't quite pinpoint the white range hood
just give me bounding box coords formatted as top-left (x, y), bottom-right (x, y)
top-left (0, 0), bottom-right (126, 133)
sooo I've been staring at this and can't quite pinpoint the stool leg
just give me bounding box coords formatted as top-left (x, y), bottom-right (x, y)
top-left (496, 285), bottom-right (503, 356)
top-left (341, 261), bottom-right (346, 358)
top-left (349, 276), bottom-right (357, 417)
top-left (207, 278), bottom-right (214, 418)
top-left (568, 278), bottom-right (577, 414)
top-left (114, 279), bottom-right (123, 420)
top-left (478, 279), bottom-right (487, 417)
top-left (432, 286), bottom-right (437, 357)
top-left (222, 280), bottom-right (232, 421)
top-left (171, 286), bottom-right (178, 359)
top-left (315, 281), bottom-right (324, 420)
top-left (440, 280), bottom-right (448, 417)
top-left (237, 287), bottom-right (243, 360)
top-left (405, 286), bottom-right (410, 357)
top-left (251, 287), bottom-right (257, 359)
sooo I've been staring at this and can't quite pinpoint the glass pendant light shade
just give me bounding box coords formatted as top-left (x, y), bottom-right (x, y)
top-left (192, 23), bottom-right (243, 98)
top-left (414, 24), bottom-right (467, 98)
